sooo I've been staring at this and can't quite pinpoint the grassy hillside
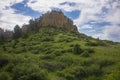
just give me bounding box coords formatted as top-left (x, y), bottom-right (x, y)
top-left (0, 26), bottom-right (120, 80)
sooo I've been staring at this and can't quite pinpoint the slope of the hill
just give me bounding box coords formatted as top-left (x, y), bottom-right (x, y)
top-left (0, 26), bottom-right (120, 80)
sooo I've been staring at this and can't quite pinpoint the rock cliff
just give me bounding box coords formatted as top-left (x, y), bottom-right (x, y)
top-left (39, 11), bottom-right (78, 32)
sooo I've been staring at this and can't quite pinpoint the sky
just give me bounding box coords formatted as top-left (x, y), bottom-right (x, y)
top-left (0, 0), bottom-right (120, 42)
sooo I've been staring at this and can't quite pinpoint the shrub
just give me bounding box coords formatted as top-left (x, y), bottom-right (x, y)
top-left (41, 37), bottom-right (53, 41)
top-left (96, 59), bottom-right (114, 69)
top-left (86, 41), bottom-right (98, 46)
top-left (105, 70), bottom-right (120, 80)
top-left (44, 49), bottom-right (53, 54)
top-left (40, 54), bottom-right (55, 60)
top-left (5, 63), bottom-right (15, 72)
top-left (0, 55), bottom-right (9, 67)
top-left (80, 59), bottom-right (94, 66)
top-left (86, 76), bottom-right (100, 80)
top-left (31, 50), bottom-right (39, 54)
top-left (0, 72), bottom-right (12, 80)
top-left (13, 47), bottom-right (26, 54)
top-left (66, 48), bottom-right (72, 53)
top-left (57, 56), bottom-right (74, 66)
top-left (86, 64), bottom-right (103, 76)
top-left (52, 50), bottom-right (63, 56)
top-left (86, 40), bottom-right (106, 46)
top-left (19, 42), bottom-right (26, 47)
top-left (57, 66), bottom-right (88, 80)
top-left (70, 44), bottom-right (74, 47)
top-left (39, 61), bottom-right (56, 71)
top-left (13, 63), bottom-right (49, 80)
top-left (73, 44), bottom-right (83, 54)
top-left (85, 48), bottom-right (94, 53)
top-left (2, 45), bottom-right (7, 51)
top-left (81, 51), bottom-right (90, 57)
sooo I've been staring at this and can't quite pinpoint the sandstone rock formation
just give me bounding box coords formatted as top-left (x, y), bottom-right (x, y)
top-left (39, 10), bottom-right (78, 32)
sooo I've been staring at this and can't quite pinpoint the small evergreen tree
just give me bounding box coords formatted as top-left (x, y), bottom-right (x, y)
top-left (73, 44), bottom-right (83, 54)
top-left (13, 25), bottom-right (21, 39)
top-left (0, 28), bottom-right (5, 43)
top-left (29, 19), bottom-right (39, 32)
top-left (0, 34), bottom-right (5, 43)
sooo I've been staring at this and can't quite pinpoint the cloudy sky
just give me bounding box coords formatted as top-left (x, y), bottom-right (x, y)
top-left (0, 0), bottom-right (120, 42)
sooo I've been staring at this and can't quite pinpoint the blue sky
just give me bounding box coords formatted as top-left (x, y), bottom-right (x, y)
top-left (0, 0), bottom-right (120, 42)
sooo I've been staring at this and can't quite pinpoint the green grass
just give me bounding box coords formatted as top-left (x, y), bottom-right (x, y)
top-left (0, 26), bottom-right (120, 80)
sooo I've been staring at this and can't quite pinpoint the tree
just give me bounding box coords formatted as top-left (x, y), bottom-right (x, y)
top-left (13, 25), bottom-right (21, 39)
top-left (29, 19), bottom-right (39, 32)
top-left (4, 30), bottom-right (13, 41)
top-left (0, 28), bottom-right (5, 43)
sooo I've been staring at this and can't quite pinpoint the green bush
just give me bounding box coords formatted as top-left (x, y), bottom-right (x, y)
top-left (39, 61), bottom-right (63, 71)
top-left (86, 40), bottom-right (106, 46)
top-left (56, 56), bottom-right (74, 66)
top-left (73, 44), bottom-right (83, 54)
top-left (13, 47), bottom-right (26, 54)
top-left (86, 41), bottom-right (98, 46)
top-left (80, 59), bottom-right (94, 66)
top-left (105, 70), bottom-right (120, 80)
top-left (86, 76), bottom-right (100, 80)
top-left (85, 64), bottom-right (103, 76)
top-left (81, 51), bottom-right (90, 57)
top-left (52, 50), bottom-right (63, 56)
top-left (13, 63), bottom-right (49, 80)
top-left (0, 72), bottom-right (12, 80)
top-left (85, 48), bottom-right (94, 53)
top-left (2, 45), bottom-right (7, 51)
top-left (40, 54), bottom-right (55, 60)
top-left (0, 55), bottom-right (9, 67)
top-left (57, 66), bottom-right (88, 80)
top-left (96, 59), bottom-right (114, 69)
top-left (19, 42), bottom-right (26, 47)
top-left (5, 63), bottom-right (15, 72)
top-left (31, 50), bottom-right (39, 54)
top-left (41, 37), bottom-right (53, 41)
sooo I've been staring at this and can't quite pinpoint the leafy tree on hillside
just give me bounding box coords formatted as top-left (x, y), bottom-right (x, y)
top-left (0, 28), bottom-right (5, 43)
top-left (29, 19), bottom-right (39, 32)
top-left (13, 25), bottom-right (21, 39)
top-left (0, 34), bottom-right (5, 43)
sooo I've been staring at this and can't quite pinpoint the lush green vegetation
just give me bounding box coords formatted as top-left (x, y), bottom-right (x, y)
top-left (0, 26), bottom-right (120, 80)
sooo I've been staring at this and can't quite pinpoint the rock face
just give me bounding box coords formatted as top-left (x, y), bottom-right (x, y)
top-left (39, 11), bottom-right (78, 32)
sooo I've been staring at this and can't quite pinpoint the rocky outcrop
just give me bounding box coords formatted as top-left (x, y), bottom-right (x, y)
top-left (39, 11), bottom-right (78, 32)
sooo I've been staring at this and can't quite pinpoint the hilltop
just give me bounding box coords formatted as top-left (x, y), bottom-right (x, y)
top-left (0, 11), bottom-right (77, 42)
top-left (0, 11), bottom-right (120, 80)
top-left (39, 11), bottom-right (77, 31)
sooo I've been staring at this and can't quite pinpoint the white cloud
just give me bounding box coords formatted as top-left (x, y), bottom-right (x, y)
top-left (103, 25), bottom-right (120, 42)
top-left (27, 0), bottom-right (120, 26)
top-left (0, 0), bottom-right (120, 41)
top-left (93, 25), bottom-right (120, 42)
top-left (104, 8), bottom-right (120, 25)
top-left (0, 0), bottom-right (32, 30)
top-left (80, 24), bottom-right (93, 29)
top-left (27, 0), bottom-right (63, 12)
top-left (26, 0), bottom-right (110, 24)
